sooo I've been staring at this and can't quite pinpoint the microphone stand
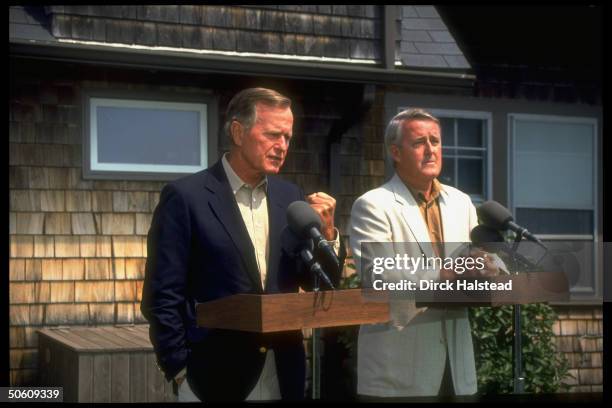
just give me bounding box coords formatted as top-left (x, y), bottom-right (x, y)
top-left (297, 247), bottom-right (334, 400)
top-left (508, 230), bottom-right (550, 394)
top-left (311, 273), bottom-right (321, 400)
top-left (510, 232), bottom-right (525, 394)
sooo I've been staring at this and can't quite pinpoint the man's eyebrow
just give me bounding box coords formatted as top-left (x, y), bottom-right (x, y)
top-left (265, 128), bottom-right (291, 135)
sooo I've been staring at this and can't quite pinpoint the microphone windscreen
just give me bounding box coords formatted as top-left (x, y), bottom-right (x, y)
top-left (470, 225), bottom-right (504, 245)
top-left (287, 201), bottom-right (321, 237)
top-left (477, 200), bottom-right (514, 230)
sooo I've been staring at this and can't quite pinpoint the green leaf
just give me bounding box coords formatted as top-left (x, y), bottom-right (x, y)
top-left (469, 303), bottom-right (569, 394)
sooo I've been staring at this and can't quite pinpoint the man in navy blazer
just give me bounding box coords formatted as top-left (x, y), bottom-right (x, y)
top-left (141, 88), bottom-right (345, 401)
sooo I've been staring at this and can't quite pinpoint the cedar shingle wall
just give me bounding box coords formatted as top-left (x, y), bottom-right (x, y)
top-left (47, 5), bottom-right (382, 61)
top-left (552, 306), bottom-right (603, 392)
top-left (9, 62), bottom-right (344, 386)
top-left (9, 75), bottom-right (161, 386)
top-left (335, 87), bottom-right (386, 239)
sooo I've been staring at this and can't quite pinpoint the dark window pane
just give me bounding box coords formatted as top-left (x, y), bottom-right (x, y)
top-left (439, 157), bottom-right (455, 186)
top-left (515, 208), bottom-right (593, 235)
top-left (457, 118), bottom-right (483, 147)
top-left (97, 106), bottom-right (201, 166)
top-left (457, 158), bottom-right (483, 195)
top-left (440, 117), bottom-right (455, 146)
top-left (442, 147), bottom-right (457, 157)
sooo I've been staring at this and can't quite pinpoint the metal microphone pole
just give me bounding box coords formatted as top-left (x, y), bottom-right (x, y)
top-left (510, 232), bottom-right (525, 394)
top-left (311, 272), bottom-right (321, 400)
top-left (297, 245), bottom-right (335, 400)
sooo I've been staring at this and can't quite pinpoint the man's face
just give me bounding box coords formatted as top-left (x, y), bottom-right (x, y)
top-left (233, 103), bottom-right (293, 176)
top-left (391, 119), bottom-right (442, 187)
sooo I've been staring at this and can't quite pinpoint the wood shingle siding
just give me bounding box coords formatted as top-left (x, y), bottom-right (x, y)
top-left (34, 236), bottom-right (55, 257)
top-left (552, 306), bottom-right (604, 392)
top-left (54, 236), bottom-right (81, 257)
top-left (45, 5), bottom-right (383, 61)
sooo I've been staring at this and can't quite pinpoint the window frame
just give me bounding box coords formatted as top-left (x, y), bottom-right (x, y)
top-left (82, 89), bottom-right (218, 181)
top-left (508, 113), bottom-right (599, 297)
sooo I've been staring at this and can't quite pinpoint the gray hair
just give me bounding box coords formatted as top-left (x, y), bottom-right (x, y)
top-left (384, 108), bottom-right (440, 157)
top-left (224, 88), bottom-right (291, 143)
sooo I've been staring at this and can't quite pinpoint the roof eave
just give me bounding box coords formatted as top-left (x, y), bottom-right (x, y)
top-left (10, 39), bottom-right (475, 90)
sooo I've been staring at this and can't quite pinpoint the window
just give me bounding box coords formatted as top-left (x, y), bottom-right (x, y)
top-left (397, 108), bottom-right (492, 204)
top-left (509, 113), bottom-right (598, 297)
top-left (84, 92), bottom-right (217, 180)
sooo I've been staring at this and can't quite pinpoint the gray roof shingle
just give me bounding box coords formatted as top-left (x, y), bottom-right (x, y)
top-left (9, 6), bottom-right (55, 42)
top-left (397, 5), bottom-right (471, 69)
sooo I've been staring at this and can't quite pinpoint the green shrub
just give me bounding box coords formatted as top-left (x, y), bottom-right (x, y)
top-left (469, 304), bottom-right (571, 393)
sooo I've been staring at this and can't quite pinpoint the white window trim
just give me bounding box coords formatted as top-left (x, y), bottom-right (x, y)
top-left (508, 113), bottom-right (599, 297)
top-left (89, 97), bottom-right (209, 175)
top-left (397, 107), bottom-right (493, 202)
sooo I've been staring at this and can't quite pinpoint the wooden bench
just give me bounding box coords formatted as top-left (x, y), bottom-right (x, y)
top-left (38, 325), bottom-right (175, 402)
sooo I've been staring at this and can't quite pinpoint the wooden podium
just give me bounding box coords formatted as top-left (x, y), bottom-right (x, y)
top-left (196, 288), bottom-right (390, 333)
top-left (196, 288), bottom-right (389, 399)
top-left (194, 273), bottom-right (568, 398)
top-left (195, 272), bottom-right (569, 332)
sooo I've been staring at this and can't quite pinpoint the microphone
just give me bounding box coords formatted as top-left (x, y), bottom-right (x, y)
top-left (477, 200), bottom-right (546, 249)
top-left (286, 201), bottom-right (340, 269)
top-left (470, 225), bottom-right (536, 270)
top-left (470, 224), bottom-right (504, 246)
top-left (280, 226), bottom-right (335, 289)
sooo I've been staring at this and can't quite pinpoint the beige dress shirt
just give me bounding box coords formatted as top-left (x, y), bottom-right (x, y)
top-left (221, 153), bottom-right (280, 400)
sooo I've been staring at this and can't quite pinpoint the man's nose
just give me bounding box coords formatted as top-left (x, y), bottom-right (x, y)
top-left (276, 137), bottom-right (290, 151)
top-left (424, 140), bottom-right (434, 154)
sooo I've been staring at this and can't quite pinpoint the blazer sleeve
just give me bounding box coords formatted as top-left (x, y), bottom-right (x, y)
top-left (140, 183), bottom-right (191, 382)
top-left (349, 194), bottom-right (394, 288)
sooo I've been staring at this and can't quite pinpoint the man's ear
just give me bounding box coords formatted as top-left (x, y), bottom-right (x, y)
top-left (390, 144), bottom-right (401, 164)
top-left (230, 121), bottom-right (244, 146)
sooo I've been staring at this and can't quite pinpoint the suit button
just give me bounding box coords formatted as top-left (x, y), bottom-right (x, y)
top-left (259, 346), bottom-right (267, 353)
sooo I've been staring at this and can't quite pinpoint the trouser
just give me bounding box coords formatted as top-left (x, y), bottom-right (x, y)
top-left (177, 349), bottom-right (281, 402)
top-left (356, 354), bottom-right (455, 401)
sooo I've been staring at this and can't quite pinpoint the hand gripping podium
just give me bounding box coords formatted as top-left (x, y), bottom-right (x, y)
top-left (195, 288), bottom-right (389, 333)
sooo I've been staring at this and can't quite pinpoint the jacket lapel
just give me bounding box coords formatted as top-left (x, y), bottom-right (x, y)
top-left (205, 161), bottom-right (263, 293)
top-left (264, 178), bottom-right (284, 293)
top-left (390, 174), bottom-right (436, 259)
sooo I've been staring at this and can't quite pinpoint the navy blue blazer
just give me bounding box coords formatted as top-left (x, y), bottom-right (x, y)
top-left (140, 160), bottom-right (345, 401)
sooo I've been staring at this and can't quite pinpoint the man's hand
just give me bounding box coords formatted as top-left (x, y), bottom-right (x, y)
top-left (439, 249), bottom-right (500, 280)
top-left (463, 248), bottom-right (500, 278)
top-left (305, 192), bottom-right (337, 241)
top-left (172, 369), bottom-right (187, 396)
